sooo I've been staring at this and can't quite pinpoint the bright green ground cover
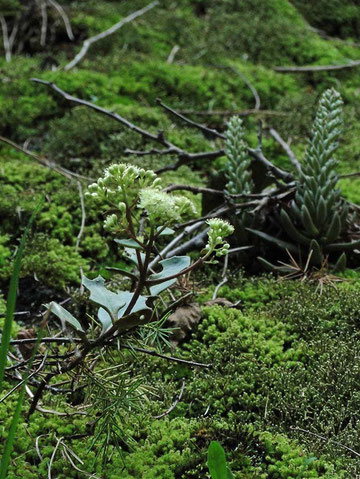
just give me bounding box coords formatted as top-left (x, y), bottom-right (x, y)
top-left (2, 0), bottom-right (360, 477)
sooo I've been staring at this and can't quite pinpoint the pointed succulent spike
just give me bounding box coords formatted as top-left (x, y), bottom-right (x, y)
top-left (301, 205), bottom-right (319, 236)
top-left (257, 257), bottom-right (293, 273)
top-left (246, 228), bottom-right (299, 253)
top-left (309, 239), bottom-right (323, 265)
top-left (324, 212), bottom-right (341, 243)
top-left (280, 209), bottom-right (311, 246)
top-left (333, 252), bottom-right (347, 272)
top-left (325, 238), bottom-right (360, 252)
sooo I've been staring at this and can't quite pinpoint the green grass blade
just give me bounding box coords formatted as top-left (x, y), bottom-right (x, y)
top-left (0, 326), bottom-right (45, 479)
top-left (0, 199), bottom-right (43, 392)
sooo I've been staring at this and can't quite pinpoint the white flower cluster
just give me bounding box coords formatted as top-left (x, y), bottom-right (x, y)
top-left (87, 164), bottom-right (161, 204)
top-left (87, 163), bottom-right (197, 232)
top-left (204, 218), bottom-right (234, 257)
top-left (139, 188), bottom-right (197, 225)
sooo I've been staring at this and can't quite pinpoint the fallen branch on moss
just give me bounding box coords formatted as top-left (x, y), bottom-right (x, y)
top-left (30, 78), bottom-right (294, 181)
top-left (274, 60), bottom-right (360, 72)
top-left (0, 136), bottom-right (93, 182)
top-left (63, 0), bottom-right (159, 70)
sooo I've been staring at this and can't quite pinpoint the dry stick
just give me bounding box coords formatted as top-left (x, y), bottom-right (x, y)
top-left (163, 183), bottom-right (280, 199)
top-left (309, 26), bottom-right (360, 48)
top-left (157, 98), bottom-right (225, 140)
top-left (75, 181), bottom-right (86, 252)
top-left (212, 254), bottom-right (229, 300)
top-left (48, 436), bottom-right (63, 479)
top-left (0, 355), bottom-right (47, 404)
top-left (0, 136), bottom-right (93, 182)
top-left (39, 0), bottom-right (48, 47)
top-left (154, 378), bottom-right (186, 419)
top-left (8, 16), bottom-right (19, 52)
top-left (30, 77), bottom-right (225, 172)
top-left (178, 109), bottom-right (287, 117)
top-left (269, 128), bottom-right (302, 174)
top-left (62, 447), bottom-right (102, 479)
top-left (339, 171), bottom-right (360, 179)
top-left (274, 60), bottom-right (360, 73)
top-left (124, 346), bottom-right (210, 368)
top-left (0, 15), bottom-right (11, 62)
top-left (291, 426), bottom-right (360, 459)
top-left (167, 45), bottom-right (180, 64)
top-left (63, 0), bottom-right (159, 70)
top-left (31, 78), bottom-right (294, 180)
top-left (48, 0), bottom-right (74, 40)
top-left (233, 66), bottom-right (261, 111)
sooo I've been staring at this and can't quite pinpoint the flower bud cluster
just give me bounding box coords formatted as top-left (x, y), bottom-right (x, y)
top-left (87, 164), bottom-right (161, 205)
top-left (139, 188), bottom-right (197, 225)
top-left (204, 218), bottom-right (234, 257)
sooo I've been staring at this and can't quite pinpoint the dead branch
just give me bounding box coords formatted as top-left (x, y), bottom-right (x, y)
top-left (178, 109), bottom-right (288, 117)
top-left (274, 60), bottom-right (360, 73)
top-left (0, 136), bottom-right (93, 182)
top-left (269, 128), bottom-right (301, 174)
top-left (212, 254), bottom-right (229, 300)
top-left (39, 0), bottom-right (48, 47)
top-left (48, 0), bottom-right (74, 40)
top-left (167, 45), bottom-right (180, 64)
top-left (291, 426), bottom-right (360, 459)
top-left (156, 98), bottom-right (225, 140)
top-left (163, 183), bottom-right (279, 199)
top-left (154, 378), bottom-right (186, 419)
top-left (30, 78), bottom-right (294, 181)
top-left (0, 15), bottom-right (11, 62)
top-left (75, 181), bottom-right (86, 252)
top-left (63, 0), bottom-right (159, 70)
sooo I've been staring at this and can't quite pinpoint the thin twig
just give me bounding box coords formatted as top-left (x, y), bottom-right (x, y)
top-left (48, 436), bottom-right (63, 479)
top-left (291, 426), bottom-right (360, 458)
top-left (163, 183), bottom-right (275, 198)
top-left (274, 60), bottom-right (360, 73)
top-left (75, 181), bottom-right (86, 252)
top-left (0, 15), bottom-right (11, 62)
top-left (0, 136), bottom-right (93, 182)
top-left (269, 128), bottom-right (301, 174)
top-left (154, 378), bottom-right (186, 419)
top-left (212, 254), bottom-right (229, 300)
top-left (48, 0), bottom-right (74, 40)
top-left (64, 0), bottom-right (159, 70)
top-left (178, 109), bottom-right (288, 117)
top-left (123, 345), bottom-right (211, 368)
top-left (167, 45), bottom-right (180, 64)
top-left (30, 78), bottom-right (294, 180)
top-left (157, 98), bottom-right (225, 140)
top-left (0, 354), bottom-right (47, 404)
top-left (39, 0), bottom-right (48, 47)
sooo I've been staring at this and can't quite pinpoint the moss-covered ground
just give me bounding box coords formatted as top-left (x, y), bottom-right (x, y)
top-left (2, 0), bottom-right (360, 477)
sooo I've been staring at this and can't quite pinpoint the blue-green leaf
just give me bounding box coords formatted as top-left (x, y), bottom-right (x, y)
top-left (125, 247), bottom-right (146, 267)
top-left (98, 292), bottom-right (150, 332)
top-left (115, 238), bottom-right (143, 250)
top-left (47, 301), bottom-right (84, 333)
top-left (156, 226), bottom-right (175, 236)
top-left (82, 275), bottom-right (127, 321)
top-left (149, 256), bottom-right (190, 295)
